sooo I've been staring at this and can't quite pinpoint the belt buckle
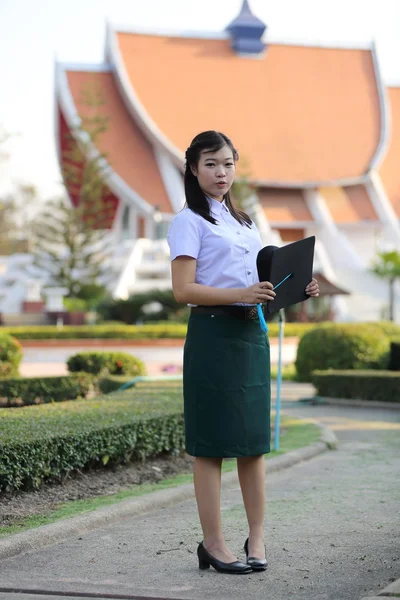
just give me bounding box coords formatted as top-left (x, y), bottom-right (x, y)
top-left (247, 306), bottom-right (258, 320)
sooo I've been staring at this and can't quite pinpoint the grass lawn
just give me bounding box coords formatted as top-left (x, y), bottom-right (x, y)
top-left (0, 414), bottom-right (321, 538)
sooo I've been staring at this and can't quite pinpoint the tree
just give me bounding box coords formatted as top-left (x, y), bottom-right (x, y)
top-left (0, 185), bottom-right (33, 255)
top-left (30, 196), bottom-right (112, 297)
top-left (231, 156), bottom-right (255, 210)
top-left (30, 80), bottom-right (115, 296)
top-left (371, 250), bottom-right (400, 322)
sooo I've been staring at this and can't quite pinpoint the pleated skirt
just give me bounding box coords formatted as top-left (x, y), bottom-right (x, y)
top-left (183, 313), bottom-right (271, 458)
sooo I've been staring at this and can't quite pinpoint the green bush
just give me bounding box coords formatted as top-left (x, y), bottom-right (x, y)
top-left (311, 370), bottom-right (400, 402)
top-left (98, 375), bottom-right (183, 395)
top-left (0, 389), bottom-right (184, 491)
top-left (67, 351), bottom-right (146, 376)
top-left (0, 373), bottom-right (93, 407)
top-left (1, 324), bottom-right (188, 340)
top-left (97, 289), bottom-right (185, 323)
top-left (0, 333), bottom-right (23, 378)
top-left (1, 322), bottom-right (315, 340)
top-left (295, 323), bottom-right (390, 382)
top-left (63, 298), bottom-right (87, 312)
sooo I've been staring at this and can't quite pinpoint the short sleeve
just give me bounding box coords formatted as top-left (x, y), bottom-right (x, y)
top-left (167, 210), bottom-right (202, 261)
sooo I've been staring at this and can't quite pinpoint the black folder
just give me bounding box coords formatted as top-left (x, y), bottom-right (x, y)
top-left (256, 236), bottom-right (315, 315)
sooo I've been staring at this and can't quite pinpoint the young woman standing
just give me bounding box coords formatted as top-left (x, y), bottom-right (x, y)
top-left (167, 131), bottom-right (319, 574)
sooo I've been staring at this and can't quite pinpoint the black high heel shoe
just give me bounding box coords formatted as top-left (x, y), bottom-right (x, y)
top-left (244, 538), bottom-right (268, 571)
top-left (197, 542), bottom-right (252, 574)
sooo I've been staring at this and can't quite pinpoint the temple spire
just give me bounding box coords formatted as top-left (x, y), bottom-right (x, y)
top-left (226, 0), bottom-right (267, 56)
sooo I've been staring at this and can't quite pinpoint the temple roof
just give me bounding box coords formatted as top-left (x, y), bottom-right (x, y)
top-left (379, 87), bottom-right (400, 217)
top-left (59, 68), bottom-right (172, 213)
top-left (113, 30), bottom-right (383, 185)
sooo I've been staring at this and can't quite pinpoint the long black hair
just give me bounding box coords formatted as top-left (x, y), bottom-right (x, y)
top-left (184, 130), bottom-right (252, 227)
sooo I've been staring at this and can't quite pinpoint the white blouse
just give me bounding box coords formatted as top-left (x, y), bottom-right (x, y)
top-left (167, 197), bottom-right (263, 305)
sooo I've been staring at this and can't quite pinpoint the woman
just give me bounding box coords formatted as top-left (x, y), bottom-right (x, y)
top-left (167, 131), bottom-right (319, 574)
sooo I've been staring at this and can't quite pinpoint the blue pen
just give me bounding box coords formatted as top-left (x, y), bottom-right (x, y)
top-left (257, 272), bottom-right (293, 332)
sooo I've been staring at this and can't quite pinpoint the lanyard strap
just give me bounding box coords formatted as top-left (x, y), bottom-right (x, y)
top-left (257, 272), bottom-right (293, 332)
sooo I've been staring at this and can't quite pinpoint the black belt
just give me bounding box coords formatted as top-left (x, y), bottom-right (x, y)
top-left (191, 305), bottom-right (264, 320)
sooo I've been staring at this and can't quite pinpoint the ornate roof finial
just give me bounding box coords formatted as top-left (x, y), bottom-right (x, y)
top-left (226, 0), bottom-right (267, 56)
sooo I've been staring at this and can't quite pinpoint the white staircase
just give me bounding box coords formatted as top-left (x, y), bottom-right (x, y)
top-left (113, 239), bottom-right (171, 299)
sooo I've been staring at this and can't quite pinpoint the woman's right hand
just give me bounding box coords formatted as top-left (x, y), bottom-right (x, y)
top-left (240, 281), bottom-right (276, 304)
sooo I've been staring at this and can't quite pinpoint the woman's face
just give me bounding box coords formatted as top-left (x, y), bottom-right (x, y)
top-left (191, 145), bottom-right (236, 201)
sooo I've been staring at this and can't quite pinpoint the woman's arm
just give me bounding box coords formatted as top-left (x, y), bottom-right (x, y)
top-left (171, 256), bottom-right (275, 305)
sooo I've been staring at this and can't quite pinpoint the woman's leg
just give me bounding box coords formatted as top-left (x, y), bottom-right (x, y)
top-left (237, 455), bottom-right (266, 558)
top-left (194, 457), bottom-right (238, 563)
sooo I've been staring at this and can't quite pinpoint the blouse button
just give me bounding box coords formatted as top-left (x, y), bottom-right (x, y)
top-left (247, 270), bottom-right (251, 275)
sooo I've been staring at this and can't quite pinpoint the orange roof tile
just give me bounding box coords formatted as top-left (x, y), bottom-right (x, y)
top-left (258, 188), bottom-right (312, 222)
top-left (65, 70), bottom-right (172, 213)
top-left (319, 185), bottom-right (377, 222)
top-left (116, 33), bottom-right (381, 184)
top-left (379, 87), bottom-right (400, 218)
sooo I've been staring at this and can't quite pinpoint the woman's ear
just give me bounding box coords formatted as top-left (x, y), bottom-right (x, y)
top-left (190, 165), bottom-right (197, 177)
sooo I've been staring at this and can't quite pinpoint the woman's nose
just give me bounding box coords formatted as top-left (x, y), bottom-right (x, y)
top-left (216, 166), bottom-right (226, 177)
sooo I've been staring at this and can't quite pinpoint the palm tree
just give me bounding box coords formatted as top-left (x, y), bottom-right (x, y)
top-left (371, 250), bottom-right (400, 321)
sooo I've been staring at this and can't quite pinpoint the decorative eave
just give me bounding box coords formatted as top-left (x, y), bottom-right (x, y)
top-left (55, 61), bottom-right (158, 218)
top-left (105, 22), bottom-right (186, 174)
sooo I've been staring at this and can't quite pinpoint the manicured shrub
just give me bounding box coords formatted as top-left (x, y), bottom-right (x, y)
top-left (0, 373), bottom-right (93, 407)
top-left (67, 351), bottom-right (146, 376)
top-left (0, 389), bottom-right (184, 491)
top-left (98, 375), bottom-right (183, 395)
top-left (311, 370), bottom-right (400, 402)
top-left (295, 323), bottom-right (390, 382)
top-left (0, 322), bottom-right (315, 340)
top-left (0, 333), bottom-right (23, 378)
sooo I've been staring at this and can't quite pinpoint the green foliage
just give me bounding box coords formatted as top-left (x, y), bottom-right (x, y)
top-left (0, 389), bottom-right (184, 491)
top-left (371, 250), bottom-right (400, 321)
top-left (67, 351), bottom-right (146, 376)
top-left (295, 323), bottom-right (390, 382)
top-left (98, 376), bottom-right (183, 395)
top-left (371, 250), bottom-right (400, 279)
top-left (97, 289), bottom-right (187, 324)
top-left (1, 321), bottom-right (315, 340)
top-left (0, 373), bottom-right (93, 407)
top-left (31, 198), bottom-right (111, 297)
top-left (0, 334), bottom-right (23, 378)
top-left (63, 297), bottom-right (88, 312)
top-left (311, 370), bottom-right (400, 402)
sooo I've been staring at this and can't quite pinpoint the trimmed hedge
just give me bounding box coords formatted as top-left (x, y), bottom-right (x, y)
top-left (98, 375), bottom-right (183, 395)
top-left (0, 389), bottom-right (185, 492)
top-left (0, 333), bottom-right (23, 378)
top-left (311, 370), bottom-right (400, 403)
top-left (295, 323), bottom-right (391, 382)
top-left (67, 351), bottom-right (146, 376)
top-left (0, 374), bottom-right (93, 407)
top-left (0, 322), bottom-right (316, 340)
top-left (0, 324), bottom-right (188, 340)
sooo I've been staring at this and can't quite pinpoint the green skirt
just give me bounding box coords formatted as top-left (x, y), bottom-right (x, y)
top-left (183, 313), bottom-right (271, 458)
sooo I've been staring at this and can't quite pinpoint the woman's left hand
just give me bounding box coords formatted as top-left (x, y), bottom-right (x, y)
top-left (305, 278), bottom-right (320, 297)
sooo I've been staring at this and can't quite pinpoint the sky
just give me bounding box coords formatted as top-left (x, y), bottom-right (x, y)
top-left (0, 0), bottom-right (400, 201)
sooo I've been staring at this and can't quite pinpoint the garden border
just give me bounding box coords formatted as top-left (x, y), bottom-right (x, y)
top-left (0, 421), bottom-right (337, 561)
